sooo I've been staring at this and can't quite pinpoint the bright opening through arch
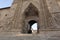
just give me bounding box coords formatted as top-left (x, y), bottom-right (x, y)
top-left (31, 23), bottom-right (37, 30)
top-left (28, 20), bottom-right (38, 34)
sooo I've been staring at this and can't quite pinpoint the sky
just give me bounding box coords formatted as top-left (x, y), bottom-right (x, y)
top-left (0, 0), bottom-right (13, 8)
top-left (0, 0), bottom-right (37, 30)
top-left (32, 23), bottom-right (37, 30)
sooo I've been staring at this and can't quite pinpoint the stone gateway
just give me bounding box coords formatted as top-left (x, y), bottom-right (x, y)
top-left (0, 0), bottom-right (60, 34)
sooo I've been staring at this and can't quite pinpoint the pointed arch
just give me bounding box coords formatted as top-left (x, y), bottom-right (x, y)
top-left (24, 3), bottom-right (39, 17)
top-left (22, 3), bottom-right (40, 33)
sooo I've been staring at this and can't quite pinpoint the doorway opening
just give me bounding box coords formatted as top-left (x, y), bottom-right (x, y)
top-left (28, 20), bottom-right (38, 34)
top-left (22, 3), bottom-right (39, 34)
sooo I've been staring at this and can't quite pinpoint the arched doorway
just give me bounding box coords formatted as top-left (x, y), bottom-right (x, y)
top-left (22, 3), bottom-right (40, 34)
top-left (28, 20), bottom-right (38, 34)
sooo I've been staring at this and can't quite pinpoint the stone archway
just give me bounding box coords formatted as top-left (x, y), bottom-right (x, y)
top-left (27, 20), bottom-right (38, 34)
top-left (21, 3), bottom-right (40, 33)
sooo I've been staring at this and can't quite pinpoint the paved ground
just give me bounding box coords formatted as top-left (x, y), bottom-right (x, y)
top-left (0, 31), bottom-right (60, 40)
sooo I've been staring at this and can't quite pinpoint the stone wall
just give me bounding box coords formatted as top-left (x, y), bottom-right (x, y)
top-left (46, 0), bottom-right (60, 29)
top-left (0, 0), bottom-right (60, 32)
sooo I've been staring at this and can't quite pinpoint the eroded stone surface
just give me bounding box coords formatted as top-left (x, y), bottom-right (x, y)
top-left (0, 0), bottom-right (60, 33)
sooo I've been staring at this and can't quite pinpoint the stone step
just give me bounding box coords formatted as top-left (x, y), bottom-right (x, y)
top-left (0, 31), bottom-right (60, 40)
top-left (0, 35), bottom-right (60, 40)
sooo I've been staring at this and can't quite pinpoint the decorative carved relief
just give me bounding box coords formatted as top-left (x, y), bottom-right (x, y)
top-left (53, 13), bottom-right (60, 25)
top-left (52, 13), bottom-right (60, 28)
top-left (24, 3), bottom-right (39, 17)
top-left (46, 0), bottom-right (60, 13)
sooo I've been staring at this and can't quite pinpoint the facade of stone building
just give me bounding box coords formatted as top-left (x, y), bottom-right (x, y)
top-left (0, 0), bottom-right (60, 34)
